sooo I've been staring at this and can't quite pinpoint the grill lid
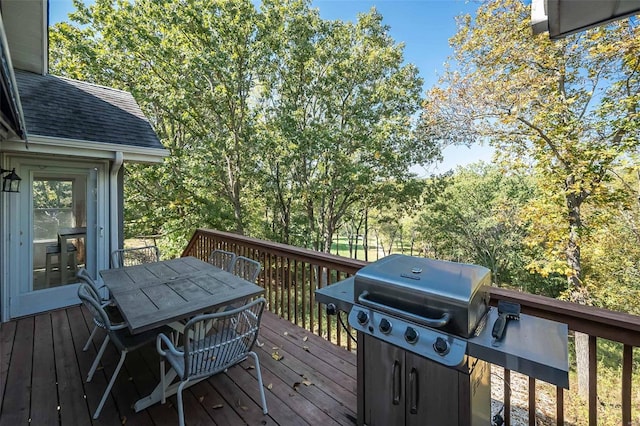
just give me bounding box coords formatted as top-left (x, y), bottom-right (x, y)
top-left (354, 254), bottom-right (490, 304)
top-left (353, 254), bottom-right (491, 337)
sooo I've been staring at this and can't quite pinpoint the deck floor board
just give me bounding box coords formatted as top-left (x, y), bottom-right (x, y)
top-left (0, 306), bottom-right (357, 426)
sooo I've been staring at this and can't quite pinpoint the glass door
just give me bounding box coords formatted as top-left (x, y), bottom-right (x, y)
top-left (8, 159), bottom-right (107, 318)
top-left (32, 176), bottom-right (89, 290)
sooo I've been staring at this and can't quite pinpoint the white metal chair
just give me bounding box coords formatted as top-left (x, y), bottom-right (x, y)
top-left (111, 245), bottom-right (160, 268)
top-left (207, 249), bottom-right (236, 271)
top-left (78, 284), bottom-right (171, 419)
top-left (230, 256), bottom-right (261, 283)
top-left (156, 298), bottom-right (268, 426)
top-left (77, 268), bottom-right (123, 355)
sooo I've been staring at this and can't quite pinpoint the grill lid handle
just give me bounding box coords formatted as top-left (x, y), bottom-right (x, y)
top-left (358, 291), bottom-right (451, 328)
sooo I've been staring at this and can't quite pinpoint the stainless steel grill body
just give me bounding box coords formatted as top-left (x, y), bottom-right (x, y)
top-left (353, 254), bottom-right (491, 338)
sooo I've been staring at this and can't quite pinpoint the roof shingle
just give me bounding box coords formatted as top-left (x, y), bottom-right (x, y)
top-left (14, 70), bottom-right (163, 149)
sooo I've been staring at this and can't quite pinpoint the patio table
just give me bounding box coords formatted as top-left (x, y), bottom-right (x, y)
top-left (100, 255), bottom-right (264, 411)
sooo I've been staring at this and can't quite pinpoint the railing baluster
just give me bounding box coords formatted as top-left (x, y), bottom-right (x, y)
top-left (268, 253), bottom-right (274, 311)
top-left (302, 261), bottom-right (307, 330)
top-left (504, 368), bottom-right (511, 426)
top-left (293, 259), bottom-right (299, 325)
top-left (336, 270), bottom-right (342, 347)
top-left (589, 335), bottom-right (597, 426)
top-left (622, 344), bottom-right (632, 426)
top-left (556, 386), bottom-right (564, 426)
top-left (287, 257), bottom-right (292, 322)
top-left (529, 377), bottom-right (536, 426)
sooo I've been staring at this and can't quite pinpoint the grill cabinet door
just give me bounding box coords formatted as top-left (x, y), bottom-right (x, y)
top-left (405, 352), bottom-right (459, 426)
top-left (362, 335), bottom-right (406, 426)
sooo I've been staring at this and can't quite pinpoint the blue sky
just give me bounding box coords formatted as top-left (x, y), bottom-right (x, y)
top-left (48, 0), bottom-right (494, 174)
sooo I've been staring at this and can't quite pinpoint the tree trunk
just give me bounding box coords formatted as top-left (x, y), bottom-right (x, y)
top-left (565, 182), bottom-right (590, 398)
top-left (363, 208), bottom-right (369, 262)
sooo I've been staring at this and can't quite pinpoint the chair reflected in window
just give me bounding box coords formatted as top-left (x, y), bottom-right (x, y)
top-left (111, 245), bottom-right (160, 268)
top-left (156, 298), bottom-right (268, 426)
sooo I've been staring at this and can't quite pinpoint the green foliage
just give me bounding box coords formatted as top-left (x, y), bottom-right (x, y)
top-left (257, 1), bottom-right (429, 251)
top-left (50, 0), bottom-right (435, 257)
top-left (415, 163), bottom-right (564, 295)
top-left (419, 0), bottom-right (640, 302)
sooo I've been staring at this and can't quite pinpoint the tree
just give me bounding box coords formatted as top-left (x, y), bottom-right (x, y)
top-left (416, 163), bottom-right (544, 290)
top-left (257, 2), bottom-right (432, 252)
top-left (50, 0), bottom-right (267, 253)
top-left (418, 0), bottom-right (639, 396)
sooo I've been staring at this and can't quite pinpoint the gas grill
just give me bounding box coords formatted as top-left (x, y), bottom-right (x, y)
top-left (316, 254), bottom-right (570, 426)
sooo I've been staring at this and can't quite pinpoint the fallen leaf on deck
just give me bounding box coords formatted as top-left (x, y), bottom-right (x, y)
top-left (292, 382), bottom-right (301, 391)
top-left (245, 365), bottom-right (255, 370)
top-left (272, 346), bottom-right (279, 350)
top-left (198, 396), bottom-right (205, 403)
top-left (235, 399), bottom-right (248, 411)
top-left (212, 404), bottom-right (224, 409)
top-left (283, 331), bottom-right (288, 336)
top-left (267, 383), bottom-right (273, 390)
top-left (302, 379), bottom-right (312, 386)
top-left (256, 340), bottom-right (264, 347)
top-left (303, 345), bottom-right (309, 352)
top-left (303, 336), bottom-right (308, 342)
top-left (271, 351), bottom-right (284, 361)
top-left (121, 416), bottom-right (127, 425)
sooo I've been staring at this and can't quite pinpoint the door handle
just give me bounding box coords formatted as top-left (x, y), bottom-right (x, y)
top-left (409, 367), bottom-right (419, 414)
top-left (392, 360), bottom-right (401, 405)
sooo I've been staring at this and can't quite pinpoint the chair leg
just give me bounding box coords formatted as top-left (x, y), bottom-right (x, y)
top-left (160, 360), bottom-right (166, 404)
top-left (248, 351), bottom-right (268, 414)
top-left (87, 334), bottom-right (110, 382)
top-left (177, 379), bottom-right (189, 426)
top-left (83, 325), bottom-right (99, 352)
top-left (93, 350), bottom-right (127, 419)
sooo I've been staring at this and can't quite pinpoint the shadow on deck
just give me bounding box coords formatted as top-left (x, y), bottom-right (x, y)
top-left (0, 306), bottom-right (356, 425)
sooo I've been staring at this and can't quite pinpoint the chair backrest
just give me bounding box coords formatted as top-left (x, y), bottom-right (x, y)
top-left (111, 245), bottom-right (160, 268)
top-left (230, 256), bottom-right (261, 283)
top-left (78, 283), bottom-right (112, 330)
top-left (77, 268), bottom-right (107, 301)
top-left (78, 283), bottom-right (128, 350)
top-left (181, 297), bottom-right (266, 381)
top-left (208, 249), bottom-right (237, 271)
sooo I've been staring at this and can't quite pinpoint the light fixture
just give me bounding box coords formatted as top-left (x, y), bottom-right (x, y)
top-left (0, 168), bottom-right (21, 193)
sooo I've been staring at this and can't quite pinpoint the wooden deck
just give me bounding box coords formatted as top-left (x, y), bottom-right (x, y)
top-left (0, 306), bottom-right (357, 426)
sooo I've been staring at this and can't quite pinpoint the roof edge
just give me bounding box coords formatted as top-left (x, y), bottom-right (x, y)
top-left (2, 134), bottom-right (169, 164)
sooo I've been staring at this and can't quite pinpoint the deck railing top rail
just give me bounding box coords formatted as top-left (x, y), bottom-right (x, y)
top-left (183, 228), bottom-right (368, 273)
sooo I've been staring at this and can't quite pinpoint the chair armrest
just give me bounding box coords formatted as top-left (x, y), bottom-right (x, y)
top-left (110, 322), bottom-right (128, 331)
top-left (157, 333), bottom-right (184, 357)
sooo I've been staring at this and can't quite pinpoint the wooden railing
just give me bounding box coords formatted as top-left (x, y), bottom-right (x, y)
top-left (183, 228), bottom-right (639, 426)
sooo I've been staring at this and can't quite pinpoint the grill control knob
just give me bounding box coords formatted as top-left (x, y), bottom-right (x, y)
top-left (379, 318), bottom-right (392, 334)
top-left (433, 337), bottom-right (449, 355)
top-left (404, 327), bottom-right (419, 344)
top-left (356, 310), bottom-right (369, 325)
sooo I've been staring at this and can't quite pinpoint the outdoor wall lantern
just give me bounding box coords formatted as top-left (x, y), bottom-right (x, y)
top-left (0, 168), bottom-right (21, 193)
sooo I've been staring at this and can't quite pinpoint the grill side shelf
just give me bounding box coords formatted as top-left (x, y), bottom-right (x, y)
top-left (468, 307), bottom-right (569, 388)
